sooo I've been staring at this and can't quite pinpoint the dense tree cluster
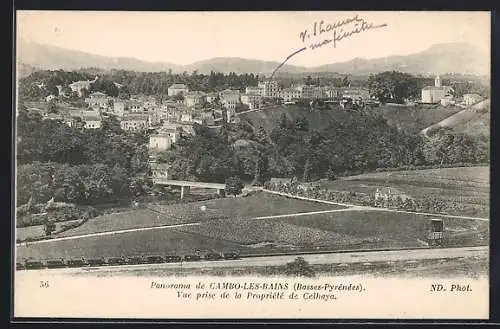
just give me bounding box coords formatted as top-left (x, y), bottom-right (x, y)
top-left (88, 77), bottom-right (119, 97)
top-left (368, 71), bottom-right (420, 103)
top-left (157, 124), bottom-right (239, 183)
top-left (18, 69), bottom-right (260, 102)
top-left (18, 70), bottom-right (95, 101)
top-left (16, 111), bottom-right (151, 206)
top-left (157, 108), bottom-right (488, 185)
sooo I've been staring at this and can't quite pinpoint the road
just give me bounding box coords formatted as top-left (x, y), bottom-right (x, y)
top-left (20, 246), bottom-right (488, 275)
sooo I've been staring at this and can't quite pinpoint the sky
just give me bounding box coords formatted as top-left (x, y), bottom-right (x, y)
top-left (16, 11), bottom-right (491, 67)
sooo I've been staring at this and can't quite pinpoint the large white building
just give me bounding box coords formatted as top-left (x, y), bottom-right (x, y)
top-left (85, 92), bottom-right (110, 109)
top-left (258, 80), bottom-right (280, 98)
top-left (341, 87), bottom-right (371, 101)
top-left (219, 89), bottom-right (241, 110)
top-left (245, 86), bottom-right (262, 95)
top-left (421, 76), bottom-right (453, 104)
top-left (279, 88), bottom-right (301, 102)
top-left (240, 93), bottom-right (262, 110)
top-left (184, 91), bottom-right (206, 108)
top-left (168, 84), bottom-right (189, 96)
top-left (295, 85), bottom-right (315, 99)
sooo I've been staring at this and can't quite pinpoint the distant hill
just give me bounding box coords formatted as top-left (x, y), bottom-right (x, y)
top-left (313, 43), bottom-right (489, 76)
top-left (184, 57), bottom-right (307, 75)
top-left (17, 41), bottom-right (183, 73)
top-left (18, 41), bottom-right (489, 76)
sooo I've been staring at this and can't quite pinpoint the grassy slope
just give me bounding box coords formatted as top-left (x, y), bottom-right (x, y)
top-left (240, 105), bottom-right (346, 132)
top-left (240, 104), bottom-right (462, 134)
top-left (452, 111), bottom-right (490, 136)
top-left (377, 104), bottom-right (461, 134)
top-left (53, 192), bottom-right (342, 238)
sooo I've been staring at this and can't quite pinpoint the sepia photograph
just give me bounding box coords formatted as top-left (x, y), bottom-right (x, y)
top-left (13, 10), bottom-right (490, 319)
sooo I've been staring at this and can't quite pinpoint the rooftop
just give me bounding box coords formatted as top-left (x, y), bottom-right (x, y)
top-left (422, 86), bottom-right (453, 91)
top-left (90, 92), bottom-right (107, 97)
top-left (122, 113), bottom-right (149, 120)
top-left (83, 116), bottom-right (101, 121)
top-left (169, 83), bottom-right (188, 89)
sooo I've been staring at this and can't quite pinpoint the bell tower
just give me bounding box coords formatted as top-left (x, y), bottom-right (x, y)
top-left (434, 75), bottom-right (441, 87)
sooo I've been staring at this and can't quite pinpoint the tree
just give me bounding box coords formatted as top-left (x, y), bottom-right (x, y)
top-left (171, 92), bottom-right (185, 102)
top-left (225, 176), bottom-right (244, 196)
top-left (283, 257), bottom-right (315, 277)
top-left (43, 220), bottom-right (56, 236)
top-left (342, 75), bottom-right (350, 87)
top-left (47, 100), bottom-right (58, 113)
top-left (326, 166), bottom-right (337, 180)
top-left (368, 71), bottom-right (419, 103)
top-left (295, 114), bottom-right (309, 131)
top-left (62, 85), bottom-right (73, 97)
top-left (253, 153), bottom-right (269, 186)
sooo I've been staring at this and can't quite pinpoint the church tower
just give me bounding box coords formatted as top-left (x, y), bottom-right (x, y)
top-left (434, 75), bottom-right (441, 87)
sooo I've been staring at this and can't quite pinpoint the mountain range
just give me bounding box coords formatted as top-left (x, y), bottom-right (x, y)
top-left (17, 41), bottom-right (489, 76)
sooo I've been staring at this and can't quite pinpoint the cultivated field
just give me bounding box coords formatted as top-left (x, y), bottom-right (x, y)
top-left (179, 209), bottom-right (488, 251)
top-left (16, 229), bottom-right (244, 260)
top-left (17, 207), bottom-right (488, 261)
top-left (49, 192), bottom-right (343, 238)
top-left (314, 166), bottom-right (489, 217)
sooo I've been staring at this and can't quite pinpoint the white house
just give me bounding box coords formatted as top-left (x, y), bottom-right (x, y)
top-left (120, 113), bottom-right (149, 131)
top-left (463, 93), bottom-right (483, 106)
top-left (85, 92), bottom-right (110, 109)
top-left (150, 162), bottom-right (172, 180)
top-left (83, 115), bottom-right (102, 129)
top-left (149, 131), bottom-right (180, 151)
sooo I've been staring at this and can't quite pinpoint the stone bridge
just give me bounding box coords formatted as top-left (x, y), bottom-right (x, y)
top-left (152, 179), bottom-right (226, 199)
